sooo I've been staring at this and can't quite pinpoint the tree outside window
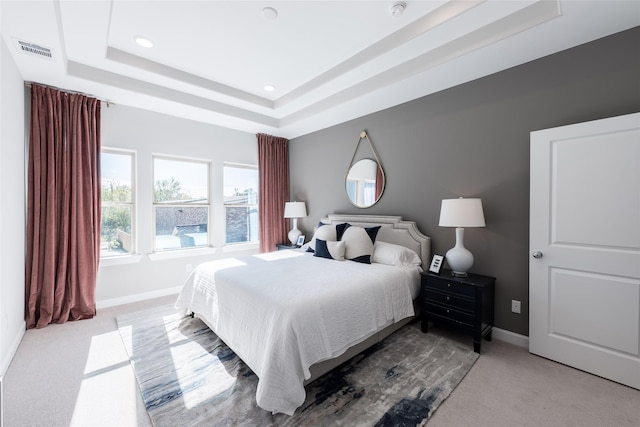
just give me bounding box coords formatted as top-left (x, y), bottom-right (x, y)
top-left (101, 150), bottom-right (134, 257)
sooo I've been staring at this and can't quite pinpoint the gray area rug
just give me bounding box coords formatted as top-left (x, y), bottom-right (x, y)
top-left (117, 304), bottom-right (479, 426)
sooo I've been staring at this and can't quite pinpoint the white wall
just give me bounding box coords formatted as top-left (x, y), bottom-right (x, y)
top-left (98, 104), bottom-right (260, 305)
top-left (0, 33), bottom-right (26, 375)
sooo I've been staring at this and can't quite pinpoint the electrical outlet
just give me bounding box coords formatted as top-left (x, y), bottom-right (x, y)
top-left (511, 300), bottom-right (521, 314)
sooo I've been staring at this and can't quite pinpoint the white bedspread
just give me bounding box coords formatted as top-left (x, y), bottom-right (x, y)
top-left (175, 250), bottom-right (419, 415)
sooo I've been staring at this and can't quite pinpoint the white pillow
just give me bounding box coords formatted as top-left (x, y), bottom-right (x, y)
top-left (341, 225), bottom-right (381, 264)
top-left (372, 241), bottom-right (422, 268)
top-left (299, 242), bottom-right (311, 252)
top-left (306, 224), bottom-right (338, 253)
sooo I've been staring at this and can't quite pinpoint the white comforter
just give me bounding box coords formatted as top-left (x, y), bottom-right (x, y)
top-left (175, 250), bottom-right (419, 415)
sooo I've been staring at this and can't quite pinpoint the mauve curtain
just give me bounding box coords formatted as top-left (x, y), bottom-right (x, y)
top-left (26, 84), bottom-right (101, 329)
top-left (257, 133), bottom-right (289, 253)
top-left (375, 165), bottom-right (384, 200)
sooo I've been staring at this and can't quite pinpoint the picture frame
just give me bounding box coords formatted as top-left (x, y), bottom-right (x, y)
top-left (296, 234), bottom-right (305, 246)
top-left (429, 254), bottom-right (444, 275)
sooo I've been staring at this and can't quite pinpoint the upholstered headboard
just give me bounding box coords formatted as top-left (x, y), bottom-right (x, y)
top-left (318, 214), bottom-right (431, 265)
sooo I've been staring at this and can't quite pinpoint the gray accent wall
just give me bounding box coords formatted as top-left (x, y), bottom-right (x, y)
top-left (288, 27), bottom-right (640, 336)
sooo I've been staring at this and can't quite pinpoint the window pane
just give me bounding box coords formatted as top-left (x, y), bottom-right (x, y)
top-left (101, 206), bottom-right (132, 256)
top-left (346, 180), bottom-right (356, 202)
top-left (101, 150), bottom-right (133, 257)
top-left (225, 206), bottom-right (258, 244)
top-left (224, 167), bottom-right (259, 204)
top-left (154, 158), bottom-right (208, 203)
top-left (155, 206), bottom-right (209, 250)
top-left (101, 152), bottom-right (132, 202)
top-left (224, 166), bottom-right (259, 244)
top-left (363, 181), bottom-right (376, 206)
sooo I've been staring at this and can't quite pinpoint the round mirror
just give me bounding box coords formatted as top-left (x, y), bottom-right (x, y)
top-left (346, 158), bottom-right (385, 208)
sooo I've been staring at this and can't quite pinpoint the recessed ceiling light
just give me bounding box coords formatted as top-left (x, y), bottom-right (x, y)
top-left (264, 84), bottom-right (276, 92)
top-left (262, 7), bottom-right (278, 20)
top-left (134, 36), bottom-right (153, 48)
top-left (389, 2), bottom-right (406, 17)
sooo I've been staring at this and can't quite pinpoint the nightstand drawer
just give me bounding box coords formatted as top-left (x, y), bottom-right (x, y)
top-left (425, 303), bottom-right (475, 327)
top-left (426, 276), bottom-right (475, 298)
top-left (421, 270), bottom-right (495, 353)
top-left (424, 289), bottom-right (475, 312)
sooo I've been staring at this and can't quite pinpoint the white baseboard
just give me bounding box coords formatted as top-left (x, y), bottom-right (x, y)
top-left (1, 320), bottom-right (25, 378)
top-left (492, 327), bottom-right (529, 349)
top-left (96, 286), bottom-right (182, 309)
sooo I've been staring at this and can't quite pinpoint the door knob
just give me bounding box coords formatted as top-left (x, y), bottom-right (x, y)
top-left (532, 251), bottom-right (543, 259)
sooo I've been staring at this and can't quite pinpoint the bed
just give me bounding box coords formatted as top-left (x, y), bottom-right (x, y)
top-left (175, 214), bottom-right (430, 415)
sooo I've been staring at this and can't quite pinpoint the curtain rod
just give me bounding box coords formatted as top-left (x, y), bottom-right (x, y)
top-left (24, 81), bottom-right (115, 107)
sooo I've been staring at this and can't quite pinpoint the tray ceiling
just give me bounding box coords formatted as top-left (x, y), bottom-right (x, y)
top-left (2, 1), bottom-right (638, 138)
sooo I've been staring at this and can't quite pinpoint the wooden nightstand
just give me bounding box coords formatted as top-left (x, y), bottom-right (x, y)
top-left (276, 244), bottom-right (300, 251)
top-left (421, 270), bottom-right (495, 353)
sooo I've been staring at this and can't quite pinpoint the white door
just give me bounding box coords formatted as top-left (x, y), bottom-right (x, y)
top-left (529, 112), bottom-right (640, 389)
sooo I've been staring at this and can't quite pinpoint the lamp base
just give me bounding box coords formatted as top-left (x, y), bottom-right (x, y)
top-left (288, 218), bottom-right (301, 245)
top-left (444, 227), bottom-right (474, 277)
top-left (288, 229), bottom-right (300, 245)
top-left (450, 270), bottom-right (469, 278)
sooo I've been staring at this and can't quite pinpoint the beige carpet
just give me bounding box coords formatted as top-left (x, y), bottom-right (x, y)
top-left (3, 295), bottom-right (639, 427)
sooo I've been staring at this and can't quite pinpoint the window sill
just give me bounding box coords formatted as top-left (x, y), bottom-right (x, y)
top-left (99, 254), bottom-right (143, 267)
top-left (222, 242), bottom-right (260, 253)
top-left (148, 247), bottom-right (217, 261)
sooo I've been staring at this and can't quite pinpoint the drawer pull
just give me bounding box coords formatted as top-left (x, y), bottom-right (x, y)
top-left (446, 309), bottom-right (450, 314)
top-left (446, 296), bottom-right (451, 301)
top-left (447, 283), bottom-right (451, 287)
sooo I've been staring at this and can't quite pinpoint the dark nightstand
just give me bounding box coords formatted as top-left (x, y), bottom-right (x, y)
top-left (276, 244), bottom-right (300, 250)
top-left (420, 270), bottom-right (495, 353)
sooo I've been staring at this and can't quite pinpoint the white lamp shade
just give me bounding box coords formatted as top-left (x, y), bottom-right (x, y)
top-left (439, 198), bottom-right (485, 227)
top-left (284, 201), bottom-right (307, 218)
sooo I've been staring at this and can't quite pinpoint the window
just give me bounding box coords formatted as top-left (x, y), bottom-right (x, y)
top-left (153, 156), bottom-right (210, 251)
top-left (346, 178), bottom-right (375, 207)
top-left (223, 164), bottom-right (259, 244)
top-left (363, 180), bottom-right (376, 206)
top-left (101, 149), bottom-right (135, 257)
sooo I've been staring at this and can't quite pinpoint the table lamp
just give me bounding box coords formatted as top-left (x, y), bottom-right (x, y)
top-left (284, 201), bottom-right (307, 245)
top-left (439, 197), bottom-right (485, 277)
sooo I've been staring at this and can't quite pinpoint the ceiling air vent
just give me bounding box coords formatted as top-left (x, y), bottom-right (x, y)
top-left (15, 39), bottom-right (53, 60)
